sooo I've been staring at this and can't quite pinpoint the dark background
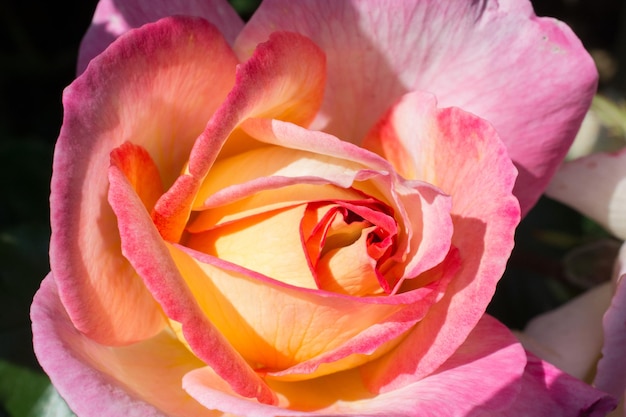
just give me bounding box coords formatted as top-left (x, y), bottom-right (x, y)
top-left (0, 0), bottom-right (624, 411)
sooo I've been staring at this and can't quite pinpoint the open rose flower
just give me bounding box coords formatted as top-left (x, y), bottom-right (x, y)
top-left (520, 146), bottom-right (626, 416)
top-left (31, 0), bottom-right (614, 416)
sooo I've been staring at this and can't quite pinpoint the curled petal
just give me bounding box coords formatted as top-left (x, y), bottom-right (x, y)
top-left (50, 16), bottom-right (237, 345)
top-left (361, 91), bottom-right (520, 391)
top-left (108, 157), bottom-right (276, 404)
top-left (192, 142), bottom-right (368, 211)
top-left (152, 31), bottom-right (326, 241)
top-left (110, 142), bottom-right (164, 211)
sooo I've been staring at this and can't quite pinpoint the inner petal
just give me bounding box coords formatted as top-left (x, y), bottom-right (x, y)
top-left (184, 204), bottom-right (318, 289)
top-left (316, 226), bottom-right (385, 296)
top-left (303, 199), bottom-right (398, 296)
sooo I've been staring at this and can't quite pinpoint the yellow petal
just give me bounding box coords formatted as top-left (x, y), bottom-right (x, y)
top-left (185, 204), bottom-right (317, 289)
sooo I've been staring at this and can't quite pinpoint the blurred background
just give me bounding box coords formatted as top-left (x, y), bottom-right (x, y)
top-left (0, 0), bottom-right (624, 415)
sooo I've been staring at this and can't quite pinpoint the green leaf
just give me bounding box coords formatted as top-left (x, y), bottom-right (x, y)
top-left (228, 0), bottom-right (261, 20)
top-left (0, 360), bottom-right (75, 417)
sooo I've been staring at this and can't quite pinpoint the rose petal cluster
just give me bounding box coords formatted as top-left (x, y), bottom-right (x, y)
top-left (31, 1), bottom-right (614, 416)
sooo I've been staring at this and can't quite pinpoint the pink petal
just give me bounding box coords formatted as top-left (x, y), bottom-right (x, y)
top-left (151, 31), bottom-right (326, 241)
top-left (236, 0), bottom-right (597, 214)
top-left (78, 0), bottom-right (243, 74)
top-left (546, 148), bottom-right (626, 240)
top-left (501, 352), bottom-right (617, 417)
top-left (189, 32), bottom-right (326, 175)
top-left (181, 315), bottom-right (526, 416)
top-left (361, 91), bottom-right (520, 392)
top-left (594, 243), bottom-right (626, 400)
top-left (31, 275), bottom-right (219, 417)
top-left (50, 16), bottom-right (237, 345)
top-left (107, 154), bottom-right (276, 404)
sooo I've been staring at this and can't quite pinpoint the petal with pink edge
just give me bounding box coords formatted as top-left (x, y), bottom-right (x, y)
top-left (77, 0), bottom-right (243, 74)
top-left (360, 91), bottom-right (520, 391)
top-left (50, 16), bottom-right (238, 346)
top-left (546, 148), bottom-right (626, 240)
top-left (108, 151), bottom-right (276, 404)
top-left (236, 0), bottom-right (597, 214)
top-left (110, 141), bottom-right (164, 211)
top-left (181, 316), bottom-right (526, 416)
top-left (151, 31), bottom-right (326, 242)
top-left (188, 31), bottom-right (327, 177)
top-left (31, 275), bottom-right (220, 417)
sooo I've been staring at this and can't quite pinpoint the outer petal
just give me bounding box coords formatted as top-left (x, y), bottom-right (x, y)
top-left (595, 243), bottom-right (626, 400)
top-left (546, 148), bottom-right (626, 240)
top-left (236, 0), bottom-right (597, 214)
top-left (495, 352), bottom-right (617, 417)
top-left (78, 0), bottom-right (243, 74)
top-left (182, 315), bottom-right (526, 416)
top-left (50, 16), bottom-right (238, 345)
top-left (361, 91), bottom-right (520, 391)
top-left (31, 275), bottom-right (220, 417)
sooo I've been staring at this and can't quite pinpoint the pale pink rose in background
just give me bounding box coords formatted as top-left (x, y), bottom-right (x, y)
top-left (520, 147), bottom-right (626, 416)
top-left (30, 1), bottom-right (614, 416)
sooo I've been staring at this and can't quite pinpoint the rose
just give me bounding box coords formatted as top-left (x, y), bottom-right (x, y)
top-left (519, 147), bottom-right (626, 416)
top-left (31, 0), bottom-right (613, 416)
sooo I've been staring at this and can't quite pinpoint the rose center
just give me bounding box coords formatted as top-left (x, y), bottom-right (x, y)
top-left (303, 199), bottom-right (398, 295)
top-left (183, 193), bottom-right (398, 297)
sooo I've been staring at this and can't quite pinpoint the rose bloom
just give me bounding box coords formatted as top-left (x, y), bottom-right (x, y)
top-left (31, 0), bottom-right (616, 416)
top-left (520, 146), bottom-right (626, 417)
